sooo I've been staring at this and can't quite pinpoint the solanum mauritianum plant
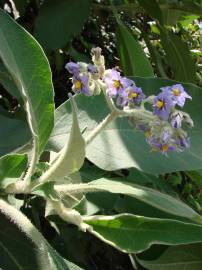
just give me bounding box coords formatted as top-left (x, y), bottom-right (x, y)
top-left (1, 8), bottom-right (202, 270)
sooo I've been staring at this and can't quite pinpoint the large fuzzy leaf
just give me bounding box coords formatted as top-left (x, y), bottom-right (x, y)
top-left (0, 9), bottom-right (54, 155)
top-left (63, 178), bottom-right (200, 221)
top-left (85, 214), bottom-right (202, 253)
top-left (0, 199), bottom-right (83, 270)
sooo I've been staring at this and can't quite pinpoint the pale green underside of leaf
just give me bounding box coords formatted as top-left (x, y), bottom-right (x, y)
top-left (47, 77), bottom-right (202, 174)
top-left (85, 214), bottom-right (202, 253)
top-left (45, 98), bottom-right (85, 181)
top-left (74, 178), bottom-right (200, 221)
top-left (0, 9), bottom-right (54, 154)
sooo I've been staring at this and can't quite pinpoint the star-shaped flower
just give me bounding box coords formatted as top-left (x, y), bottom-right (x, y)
top-left (161, 84), bottom-right (191, 107)
top-left (65, 62), bottom-right (80, 75)
top-left (104, 69), bottom-right (133, 97)
top-left (72, 74), bottom-right (91, 96)
top-left (153, 92), bottom-right (174, 120)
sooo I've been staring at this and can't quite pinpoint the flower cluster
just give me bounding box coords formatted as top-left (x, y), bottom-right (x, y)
top-left (65, 47), bottom-right (193, 155)
top-left (104, 69), bottom-right (145, 108)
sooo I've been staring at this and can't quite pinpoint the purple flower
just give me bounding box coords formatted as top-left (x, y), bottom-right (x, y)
top-left (148, 130), bottom-right (175, 154)
top-left (72, 74), bottom-right (91, 96)
top-left (153, 92), bottom-right (174, 120)
top-left (87, 64), bottom-right (98, 74)
top-left (170, 113), bottom-right (182, 128)
top-left (161, 84), bottom-right (191, 107)
top-left (127, 86), bottom-right (145, 106)
top-left (176, 136), bottom-right (190, 150)
top-left (116, 91), bottom-right (128, 107)
top-left (65, 62), bottom-right (80, 75)
top-left (104, 69), bottom-right (133, 97)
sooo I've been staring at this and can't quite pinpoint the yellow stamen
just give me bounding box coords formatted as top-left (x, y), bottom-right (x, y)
top-left (74, 80), bottom-right (82, 90)
top-left (172, 88), bottom-right (180, 96)
top-left (128, 92), bottom-right (138, 99)
top-left (156, 100), bottom-right (164, 109)
top-left (162, 144), bottom-right (169, 152)
top-left (113, 80), bottom-right (121, 89)
top-left (144, 130), bottom-right (151, 138)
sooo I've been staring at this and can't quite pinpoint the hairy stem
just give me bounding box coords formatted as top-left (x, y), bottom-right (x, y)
top-left (0, 199), bottom-right (50, 268)
top-left (85, 111), bottom-right (118, 145)
top-left (49, 199), bottom-right (91, 231)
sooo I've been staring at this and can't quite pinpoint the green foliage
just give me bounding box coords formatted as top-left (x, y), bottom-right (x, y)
top-left (71, 178), bottom-right (200, 221)
top-left (86, 214), bottom-right (202, 253)
top-left (0, 114), bottom-right (30, 156)
top-left (0, 202), bottom-right (83, 270)
top-left (137, 243), bottom-right (202, 270)
top-left (0, 9), bottom-right (54, 154)
top-left (35, 0), bottom-right (91, 51)
top-left (0, 154), bottom-right (27, 188)
top-left (160, 27), bottom-right (197, 83)
top-left (116, 19), bottom-right (154, 77)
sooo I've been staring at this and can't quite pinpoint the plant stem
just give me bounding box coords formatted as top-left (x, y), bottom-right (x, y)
top-left (23, 136), bottom-right (38, 184)
top-left (49, 199), bottom-right (91, 231)
top-left (85, 111), bottom-right (118, 145)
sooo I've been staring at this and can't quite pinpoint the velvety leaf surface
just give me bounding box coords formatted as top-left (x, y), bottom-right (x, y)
top-left (85, 214), bottom-right (202, 253)
top-left (137, 243), bottom-right (202, 270)
top-left (35, 0), bottom-right (91, 51)
top-left (76, 178), bottom-right (200, 221)
top-left (46, 98), bottom-right (85, 181)
top-left (116, 20), bottom-right (154, 77)
top-left (0, 202), bottom-right (83, 270)
top-left (47, 77), bottom-right (202, 174)
top-left (0, 9), bottom-right (54, 154)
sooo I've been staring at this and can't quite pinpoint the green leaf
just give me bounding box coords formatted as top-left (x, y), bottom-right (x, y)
top-left (34, 0), bottom-right (91, 51)
top-left (137, 243), bottom-right (202, 270)
top-left (0, 113), bottom-right (31, 157)
top-left (85, 214), bottom-right (202, 253)
top-left (64, 178), bottom-right (200, 221)
top-left (47, 77), bottom-right (202, 174)
top-left (43, 96), bottom-right (85, 181)
top-left (137, 0), bottom-right (164, 24)
top-left (0, 199), bottom-right (83, 270)
top-left (116, 20), bottom-right (154, 77)
top-left (0, 154), bottom-right (27, 188)
top-left (32, 181), bottom-right (59, 200)
top-left (160, 28), bottom-right (196, 83)
top-left (0, 9), bottom-right (54, 154)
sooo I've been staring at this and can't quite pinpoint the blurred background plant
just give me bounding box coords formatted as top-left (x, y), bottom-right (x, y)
top-left (0, 0), bottom-right (202, 269)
